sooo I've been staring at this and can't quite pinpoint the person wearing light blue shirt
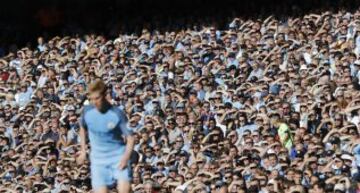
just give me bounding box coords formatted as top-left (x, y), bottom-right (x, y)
top-left (14, 84), bottom-right (32, 107)
top-left (77, 80), bottom-right (134, 193)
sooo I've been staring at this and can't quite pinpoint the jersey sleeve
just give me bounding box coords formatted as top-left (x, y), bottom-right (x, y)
top-left (115, 107), bottom-right (134, 136)
top-left (79, 105), bottom-right (91, 130)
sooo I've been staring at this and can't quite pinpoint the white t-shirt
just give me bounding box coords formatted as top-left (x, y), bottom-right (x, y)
top-left (38, 75), bottom-right (48, 88)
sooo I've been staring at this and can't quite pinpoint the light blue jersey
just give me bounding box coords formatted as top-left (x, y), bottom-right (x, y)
top-left (80, 104), bottom-right (134, 189)
top-left (80, 104), bottom-right (133, 164)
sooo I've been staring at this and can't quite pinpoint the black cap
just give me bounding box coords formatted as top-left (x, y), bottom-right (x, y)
top-left (329, 136), bottom-right (340, 145)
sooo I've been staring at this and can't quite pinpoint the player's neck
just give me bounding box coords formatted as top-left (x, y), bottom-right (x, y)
top-left (98, 100), bottom-right (112, 113)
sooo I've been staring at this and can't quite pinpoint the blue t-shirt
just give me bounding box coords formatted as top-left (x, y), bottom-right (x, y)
top-left (80, 105), bottom-right (133, 165)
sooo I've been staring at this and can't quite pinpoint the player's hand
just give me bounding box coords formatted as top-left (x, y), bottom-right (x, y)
top-left (76, 150), bottom-right (86, 165)
top-left (118, 156), bottom-right (130, 170)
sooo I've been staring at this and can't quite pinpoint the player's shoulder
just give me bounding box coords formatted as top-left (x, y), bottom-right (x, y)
top-left (110, 106), bottom-right (127, 118)
top-left (83, 104), bottom-right (96, 114)
top-left (110, 105), bottom-right (125, 115)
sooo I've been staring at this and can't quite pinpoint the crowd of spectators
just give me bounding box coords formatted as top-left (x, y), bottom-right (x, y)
top-left (2, 6), bottom-right (360, 193)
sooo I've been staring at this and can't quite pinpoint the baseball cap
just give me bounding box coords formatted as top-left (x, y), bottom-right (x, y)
top-left (267, 149), bottom-right (276, 155)
top-left (334, 184), bottom-right (345, 192)
top-left (169, 166), bottom-right (177, 172)
top-left (176, 102), bottom-right (185, 109)
top-left (156, 160), bottom-right (165, 165)
top-left (66, 105), bottom-right (75, 111)
top-left (300, 65), bottom-right (308, 71)
top-left (318, 158), bottom-right (327, 165)
top-left (215, 180), bottom-right (224, 188)
top-left (269, 84), bottom-right (280, 95)
top-left (341, 154), bottom-right (353, 161)
top-left (179, 150), bottom-right (188, 157)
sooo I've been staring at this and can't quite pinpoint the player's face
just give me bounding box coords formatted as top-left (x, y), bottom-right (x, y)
top-left (89, 91), bottom-right (105, 110)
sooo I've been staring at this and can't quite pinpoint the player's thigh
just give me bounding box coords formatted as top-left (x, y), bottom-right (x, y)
top-left (117, 180), bottom-right (131, 193)
top-left (93, 186), bottom-right (108, 193)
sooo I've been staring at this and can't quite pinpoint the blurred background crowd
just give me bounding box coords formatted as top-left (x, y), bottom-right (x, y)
top-left (2, 0), bottom-right (360, 193)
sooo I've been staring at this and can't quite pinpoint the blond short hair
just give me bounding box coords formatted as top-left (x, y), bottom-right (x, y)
top-left (88, 79), bottom-right (107, 94)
